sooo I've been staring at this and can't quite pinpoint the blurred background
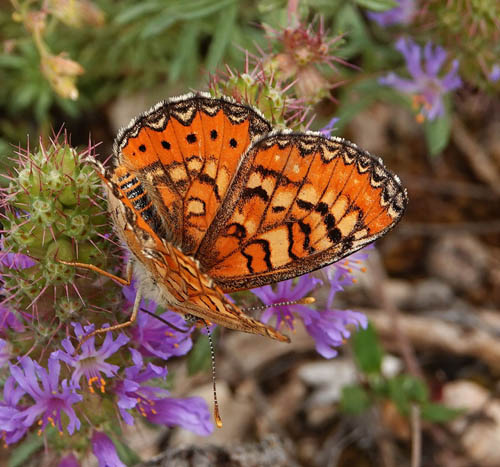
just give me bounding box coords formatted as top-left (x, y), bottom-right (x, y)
top-left (1, 0), bottom-right (499, 466)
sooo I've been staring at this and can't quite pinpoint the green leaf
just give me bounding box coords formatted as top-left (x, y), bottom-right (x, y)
top-left (114, 1), bottom-right (163, 24)
top-left (333, 4), bottom-right (369, 58)
top-left (168, 23), bottom-right (200, 84)
top-left (340, 384), bottom-right (372, 414)
top-left (423, 110), bottom-right (452, 156)
top-left (420, 402), bottom-right (464, 423)
top-left (141, 0), bottom-right (235, 38)
top-left (188, 332), bottom-right (216, 375)
top-left (354, 0), bottom-right (398, 12)
top-left (388, 375), bottom-right (428, 415)
top-left (205, 2), bottom-right (238, 72)
top-left (352, 322), bottom-right (383, 374)
top-left (8, 432), bottom-right (44, 467)
top-left (108, 434), bottom-right (141, 466)
top-left (0, 54), bottom-right (25, 68)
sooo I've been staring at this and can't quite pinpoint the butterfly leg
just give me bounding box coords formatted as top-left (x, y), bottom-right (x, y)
top-left (58, 259), bottom-right (133, 286)
top-left (75, 285), bottom-right (141, 352)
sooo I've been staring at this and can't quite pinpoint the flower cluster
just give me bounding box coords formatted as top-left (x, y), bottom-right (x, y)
top-left (0, 139), bottom-right (211, 465)
top-left (261, 16), bottom-right (351, 105)
top-left (380, 38), bottom-right (462, 122)
top-left (250, 248), bottom-right (370, 359)
top-left (0, 7), bottom-right (380, 466)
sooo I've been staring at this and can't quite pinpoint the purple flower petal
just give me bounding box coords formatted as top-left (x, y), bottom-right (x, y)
top-left (91, 431), bottom-right (126, 467)
top-left (51, 322), bottom-right (128, 390)
top-left (367, 0), bottom-right (416, 26)
top-left (59, 453), bottom-right (80, 467)
top-left (489, 64), bottom-right (500, 82)
top-left (380, 38), bottom-right (462, 121)
top-left (9, 357), bottom-right (82, 435)
top-left (147, 396), bottom-right (213, 436)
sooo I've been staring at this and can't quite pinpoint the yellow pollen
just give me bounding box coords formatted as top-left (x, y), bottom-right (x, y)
top-left (165, 331), bottom-right (173, 337)
top-left (347, 268), bottom-right (353, 273)
top-left (352, 278), bottom-right (357, 283)
top-left (361, 267), bottom-right (367, 273)
top-left (174, 343), bottom-right (179, 348)
top-left (37, 429), bottom-right (42, 436)
top-left (59, 431), bottom-right (63, 436)
top-left (356, 260), bottom-right (362, 264)
top-left (416, 113), bottom-right (425, 124)
top-left (151, 409), bottom-right (157, 414)
top-left (38, 420), bottom-right (43, 426)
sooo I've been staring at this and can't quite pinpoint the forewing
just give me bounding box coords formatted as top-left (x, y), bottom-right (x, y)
top-left (113, 94), bottom-right (271, 254)
top-left (197, 133), bottom-right (408, 291)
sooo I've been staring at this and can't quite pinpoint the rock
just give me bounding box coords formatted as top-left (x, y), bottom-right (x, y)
top-left (138, 434), bottom-right (298, 467)
top-left (297, 359), bottom-right (357, 407)
top-left (427, 235), bottom-right (488, 292)
top-left (443, 380), bottom-right (500, 466)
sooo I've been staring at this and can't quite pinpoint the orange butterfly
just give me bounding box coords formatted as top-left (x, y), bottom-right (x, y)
top-left (67, 93), bottom-right (407, 346)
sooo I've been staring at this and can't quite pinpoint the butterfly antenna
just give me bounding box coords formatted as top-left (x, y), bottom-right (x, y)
top-left (243, 296), bottom-right (315, 313)
top-left (203, 320), bottom-right (222, 428)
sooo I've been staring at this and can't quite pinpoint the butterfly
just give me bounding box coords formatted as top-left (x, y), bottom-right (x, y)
top-left (72, 92), bottom-right (407, 346)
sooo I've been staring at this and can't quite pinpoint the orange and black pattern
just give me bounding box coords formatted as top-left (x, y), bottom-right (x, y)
top-left (100, 93), bottom-right (408, 341)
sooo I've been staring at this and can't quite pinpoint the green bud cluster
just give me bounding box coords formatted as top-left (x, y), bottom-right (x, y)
top-left (1, 139), bottom-right (118, 313)
top-left (424, 0), bottom-right (500, 88)
top-left (210, 69), bottom-right (303, 130)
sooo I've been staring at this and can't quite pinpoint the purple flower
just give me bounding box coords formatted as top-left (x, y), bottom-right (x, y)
top-left (0, 376), bottom-right (27, 444)
top-left (58, 453), bottom-right (80, 467)
top-left (0, 305), bottom-right (24, 334)
top-left (367, 0), bottom-right (416, 26)
top-left (324, 246), bottom-right (373, 307)
top-left (9, 356), bottom-right (82, 435)
top-left (301, 307), bottom-right (368, 358)
top-left (251, 274), bottom-right (322, 331)
top-left (130, 306), bottom-right (193, 360)
top-left (147, 396), bottom-right (213, 436)
top-left (0, 236), bottom-right (37, 271)
top-left (379, 38), bottom-right (462, 121)
top-left (123, 281), bottom-right (194, 358)
top-left (320, 117), bottom-right (340, 137)
top-left (114, 349), bottom-right (213, 435)
top-left (52, 322), bottom-right (129, 392)
top-left (91, 431), bottom-right (125, 467)
top-left (489, 65), bottom-right (500, 82)
top-left (0, 338), bottom-right (11, 367)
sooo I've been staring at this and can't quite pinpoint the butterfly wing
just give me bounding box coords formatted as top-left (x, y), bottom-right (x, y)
top-left (113, 93), bottom-right (271, 255)
top-left (98, 161), bottom-right (289, 342)
top-left (196, 133), bottom-right (408, 291)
